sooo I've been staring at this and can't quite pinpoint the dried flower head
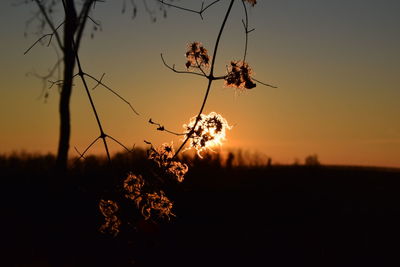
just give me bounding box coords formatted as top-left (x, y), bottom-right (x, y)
top-left (184, 112), bottom-right (232, 156)
top-left (123, 173), bottom-right (144, 205)
top-left (225, 61), bottom-right (256, 90)
top-left (245, 0), bottom-right (257, 6)
top-left (185, 42), bottom-right (210, 69)
top-left (148, 143), bottom-right (188, 183)
top-left (141, 191), bottom-right (175, 220)
top-left (99, 199), bottom-right (121, 236)
top-left (148, 142), bottom-right (174, 168)
top-left (167, 161), bottom-right (189, 183)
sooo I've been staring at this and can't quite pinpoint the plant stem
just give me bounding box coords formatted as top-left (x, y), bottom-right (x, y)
top-left (61, 0), bottom-right (111, 162)
top-left (173, 0), bottom-right (235, 158)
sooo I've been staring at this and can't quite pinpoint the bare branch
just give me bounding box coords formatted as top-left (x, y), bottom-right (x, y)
top-left (239, 2), bottom-right (256, 62)
top-left (160, 54), bottom-right (206, 78)
top-left (158, 0), bottom-right (221, 19)
top-left (195, 57), bottom-right (209, 77)
top-left (74, 136), bottom-right (101, 162)
top-left (33, 0), bottom-right (63, 50)
top-left (23, 21), bottom-right (64, 55)
top-left (75, 0), bottom-right (95, 51)
top-left (241, 0), bottom-right (250, 62)
top-left (48, 73), bottom-right (78, 89)
top-left (87, 15), bottom-right (101, 26)
top-left (107, 135), bottom-right (135, 153)
top-left (148, 118), bottom-right (185, 136)
top-left (84, 73), bottom-right (140, 116)
top-left (253, 78), bottom-right (278, 88)
top-left (74, 146), bottom-right (86, 160)
top-left (73, 133), bottom-right (134, 163)
top-left (91, 73), bottom-right (105, 90)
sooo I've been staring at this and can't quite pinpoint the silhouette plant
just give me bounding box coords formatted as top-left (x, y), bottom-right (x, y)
top-left (99, 0), bottom-right (278, 236)
top-left (21, 0), bottom-right (277, 237)
top-left (157, 0), bottom-right (276, 157)
top-left (21, 0), bottom-right (166, 170)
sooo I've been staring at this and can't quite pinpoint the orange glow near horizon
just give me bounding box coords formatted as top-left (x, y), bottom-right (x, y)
top-left (1, 1), bottom-right (399, 168)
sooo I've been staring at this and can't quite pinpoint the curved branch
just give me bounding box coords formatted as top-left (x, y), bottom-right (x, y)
top-left (253, 78), bottom-right (278, 88)
top-left (241, 0), bottom-right (249, 62)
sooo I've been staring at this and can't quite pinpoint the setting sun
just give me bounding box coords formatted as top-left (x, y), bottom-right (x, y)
top-left (183, 112), bottom-right (232, 156)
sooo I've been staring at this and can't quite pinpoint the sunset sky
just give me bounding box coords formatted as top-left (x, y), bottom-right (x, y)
top-left (1, 0), bottom-right (399, 167)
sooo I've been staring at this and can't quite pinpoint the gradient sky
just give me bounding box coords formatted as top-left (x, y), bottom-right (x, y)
top-left (1, 0), bottom-right (399, 167)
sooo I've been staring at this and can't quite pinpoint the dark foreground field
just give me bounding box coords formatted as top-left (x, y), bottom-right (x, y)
top-left (2, 154), bottom-right (400, 266)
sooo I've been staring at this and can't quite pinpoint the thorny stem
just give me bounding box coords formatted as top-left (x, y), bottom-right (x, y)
top-left (173, 0), bottom-right (235, 158)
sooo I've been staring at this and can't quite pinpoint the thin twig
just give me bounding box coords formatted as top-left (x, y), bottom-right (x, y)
top-left (87, 15), bottom-right (101, 26)
top-left (107, 134), bottom-right (135, 152)
top-left (74, 136), bottom-right (101, 162)
top-left (48, 73), bottom-right (78, 89)
top-left (195, 57), bottom-right (209, 77)
top-left (241, 0), bottom-right (249, 62)
top-left (23, 21), bottom-right (64, 55)
top-left (240, 1), bottom-right (256, 62)
top-left (84, 73), bottom-right (140, 116)
top-left (28, 55), bottom-right (63, 100)
top-left (158, 0), bottom-right (221, 19)
top-left (149, 118), bottom-right (185, 136)
top-left (161, 54), bottom-right (206, 78)
top-left (91, 73), bottom-right (105, 90)
top-left (33, 0), bottom-right (64, 50)
top-left (253, 78), bottom-right (278, 88)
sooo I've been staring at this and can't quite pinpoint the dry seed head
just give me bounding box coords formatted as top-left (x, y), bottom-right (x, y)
top-left (141, 191), bottom-right (175, 220)
top-left (185, 42), bottom-right (210, 69)
top-left (99, 199), bottom-right (121, 236)
top-left (225, 61), bottom-right (256, 90)
top-left (123, 172), bottom-right (144, 201)
top-left (183, 112), bottom-right (232, 156)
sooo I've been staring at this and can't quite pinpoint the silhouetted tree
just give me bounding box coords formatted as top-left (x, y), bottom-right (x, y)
top-left (23, 0), bottom-right (165, 171)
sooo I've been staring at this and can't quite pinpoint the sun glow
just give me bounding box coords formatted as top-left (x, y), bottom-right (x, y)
top-left (183, 112), bottom-right (232, 156)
